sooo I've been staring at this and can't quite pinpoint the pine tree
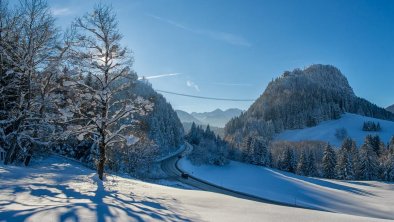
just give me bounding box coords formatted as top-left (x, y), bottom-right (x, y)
top-left (280, 148), bottom-right (296, 173)
top-left (388, 154), bottom-right (394, 181)
top-left (297, 150), bottom-right (309, 176)
top-left (336, 149), bottom-right (354, 180)
top-left (339, 138), bottom-right (359, 179)
top-left (365, 135), bottom-right (383, 156)
top-left (307, 151), bottom-right (318, 177)
top-left (358, 139), bottom-right (379, 180)
top-left (322, 144), bottom-right (336, 179)
top-left (251, 136), bottom-right (269, 166)
top-left (241, 134), bottom-right (254, 163)
top-left (389, 137), bottom-right (394, 152)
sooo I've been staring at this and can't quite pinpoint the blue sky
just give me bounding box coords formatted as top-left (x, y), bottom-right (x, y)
top-left (47, 0), bottom-right (394, 112)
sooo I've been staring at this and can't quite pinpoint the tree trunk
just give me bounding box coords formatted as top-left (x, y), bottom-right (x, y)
top-left (4, 135), bottom-right (17, 165)
top-left (4, 144), bottom-right (15, 165)
top-left (24, 147), bottom-right (33, 166)
top-left (97, 139), bottom-right (106, 180)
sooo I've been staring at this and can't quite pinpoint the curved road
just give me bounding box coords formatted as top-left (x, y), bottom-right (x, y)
top-left (160, 143), bottom-right (326, 212)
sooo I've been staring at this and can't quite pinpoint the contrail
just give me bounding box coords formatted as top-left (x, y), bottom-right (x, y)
top-left (156, 89), bottom-right (255, 101)
top-left (138, 73), bottom-right (181, 80)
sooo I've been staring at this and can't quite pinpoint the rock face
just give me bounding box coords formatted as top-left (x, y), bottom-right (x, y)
top-left (225, 64), bottom-right (394, 142)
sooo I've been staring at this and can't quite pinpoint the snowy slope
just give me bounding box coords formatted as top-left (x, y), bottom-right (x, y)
top-left (276, 113), bottom-right (394, 147)
top-left (387, 104), bottom-right (394, 113)
top-left (179, 159), bottom-right (394, 220)
top-left (0, 156), bottom-right (387, 222)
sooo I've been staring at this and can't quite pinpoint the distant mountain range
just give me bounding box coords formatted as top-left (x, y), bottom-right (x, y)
top-left (175, 110), bottom-right (203, 125)
top-left (387, 104), bottom-right (394, 113)
top-left (176, 108), bottom-right (243, 128)
top-left (176, 108), bottom-right (243, 137)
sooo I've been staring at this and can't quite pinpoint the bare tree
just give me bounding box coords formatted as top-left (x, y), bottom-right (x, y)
top-left (59, 4), bottom-right (152, 180)
top-left (0, 0), bottom-right (61, 165)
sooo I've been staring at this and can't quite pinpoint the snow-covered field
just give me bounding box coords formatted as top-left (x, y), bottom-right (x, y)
top-left (179, 158), bottom-right (394, 220)
top-left (0, 156), bottom-right (388, 222)
top-left (276, 113), bottom-right (394, 147)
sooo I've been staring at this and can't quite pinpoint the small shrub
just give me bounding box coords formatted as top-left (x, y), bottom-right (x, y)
top-left (362, 121), bottom-right (381, 132)
top-left (335, 127), bottom-right (348, 141)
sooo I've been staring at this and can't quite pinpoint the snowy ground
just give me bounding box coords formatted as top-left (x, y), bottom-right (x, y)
top-left (179, 158), bottom-right (394, 220)
top-left (275, 113), bottom-right (394, 147)
top-left (0, 156), bottom-right (389, 222)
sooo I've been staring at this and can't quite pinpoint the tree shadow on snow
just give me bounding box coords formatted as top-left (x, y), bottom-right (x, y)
top-left (268, 168), bottom-right (376, 197)
top-left (0, 176), bottom-right (194, 222)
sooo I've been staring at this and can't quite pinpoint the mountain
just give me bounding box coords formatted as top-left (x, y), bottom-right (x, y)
top-left (133, 81), bottom-right (185, 151)
top-left (175, 110), bottom-right (203, 125)
top-left (176, 108), bottom-right (241, 137)
top-left (191, 108), bottom-right (243, 127)
top-left (181, 122), bottom-right (225, 138)
top-left (387, 104), bottom-right (394, 113)
top-left (225, 64), bottom-right (394, 143)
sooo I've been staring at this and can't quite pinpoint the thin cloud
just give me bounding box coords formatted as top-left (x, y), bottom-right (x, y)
top-left (211, 82), bottom-right (253, 87)
top-left (147, 14), bottom-right (251, 47)
top-left (138, 73), bottom-right (181, 80)
top-left (186, 80), bottom-right (200, 91)
top-left (51, 7), bottom-right (73, 16)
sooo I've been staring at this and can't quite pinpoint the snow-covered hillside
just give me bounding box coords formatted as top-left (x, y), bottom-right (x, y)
top-left (387, 104), bottom-right (394, 113)
top-left (276, 113), bottom-right (394, 147)
top-left (0, 156), bottom-right (386, 222)
top-left (179, 159), bottom-right (394, 220)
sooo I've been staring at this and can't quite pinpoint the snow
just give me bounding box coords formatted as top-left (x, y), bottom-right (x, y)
top-left (126, 135), bottom-right (139, 146)
top-left (179, 158), bottom-right (394, 220)
top-left (154, 144), bottom-right (185, 162)
top-left (0, 156), bottom-right (388, 222)
top-left (276, 113), bottom-right (394, 147)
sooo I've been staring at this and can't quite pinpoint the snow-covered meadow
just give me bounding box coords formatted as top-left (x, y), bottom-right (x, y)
top-left (179, 158), bottom-right (394, 220)
top-left (276, 113), bottom-right (394, 147)
top-left (0, 156), bottom-right (388, 222)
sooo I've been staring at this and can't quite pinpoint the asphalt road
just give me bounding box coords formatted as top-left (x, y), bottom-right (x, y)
top-left (160, 143), bottom-right (327, 212)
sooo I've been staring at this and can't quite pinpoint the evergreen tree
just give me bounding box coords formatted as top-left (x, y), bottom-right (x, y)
top-left (251, 136), bottom-right (269, 166)
top-left (336, 149), bottom-right (354, 180)
top-left (339, 138), bottom-right (359, 179)
top-left (187, 122), bottom-right (202, 145)
top-left (389, 136), bottom-right (394, 153)
top-left (359, 135), bottom-right (384, 160)
top-left (297, 150), bottom-right (309, 176)
top-left (307, 151), bottom-right (318, 177)
top-left (204, 125), bottom-right (215, 140)
top-left (381, 151), bottom-right (394, 181)
top-left (279, 148), bottom-right (296, 173)
top-left (322, 144), bottom-right (336, 179)
top-left (358, 139), bottom-right (379, 180)
top-left (241, 134), bottom-right (254, 163)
